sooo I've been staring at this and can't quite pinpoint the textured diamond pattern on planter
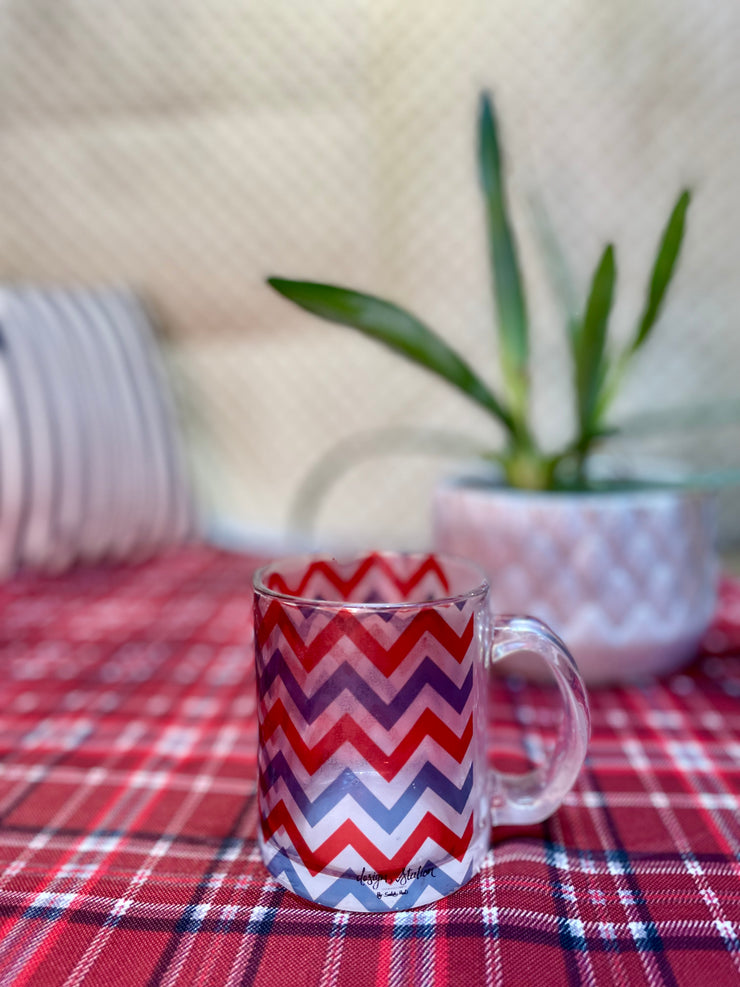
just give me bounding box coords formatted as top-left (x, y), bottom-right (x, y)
top-left (433, 483), bottom-right (719, 685)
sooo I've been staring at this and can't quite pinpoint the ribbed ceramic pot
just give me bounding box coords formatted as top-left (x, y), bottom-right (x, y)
top-left (432, 478), bottom-right (719, 686)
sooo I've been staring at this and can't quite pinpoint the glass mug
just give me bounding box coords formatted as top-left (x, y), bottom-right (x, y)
top-left (253, 551), bottom-right (590, 912)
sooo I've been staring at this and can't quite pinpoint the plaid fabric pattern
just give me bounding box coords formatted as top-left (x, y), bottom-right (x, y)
top-left (0, 545), bottom-right (738, 986)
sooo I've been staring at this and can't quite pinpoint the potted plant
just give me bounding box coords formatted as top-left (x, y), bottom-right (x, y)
top-left (266, 92), bottom-right (719, 685)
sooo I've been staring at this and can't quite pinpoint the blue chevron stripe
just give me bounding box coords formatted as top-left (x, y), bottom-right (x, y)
top-left (259, 649), bottom-right (473, 727)
top-left (265, 852), bottom-right (388, 910)
top-left (265, 848), bottom-right (477, 911)
top-left (263, 847), bottom-right (313, 903)
top-left (379, 856), bottom-right (477, 910)
top-left (261, 753), bottom-right (474, 830)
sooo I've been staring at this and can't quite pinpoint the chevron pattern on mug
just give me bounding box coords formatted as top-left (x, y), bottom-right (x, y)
top-left (253, 552), bottom-right (490, 912)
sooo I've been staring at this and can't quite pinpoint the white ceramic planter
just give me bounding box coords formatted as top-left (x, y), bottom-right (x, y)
top-left (433, 479), bottom-right (719, 686)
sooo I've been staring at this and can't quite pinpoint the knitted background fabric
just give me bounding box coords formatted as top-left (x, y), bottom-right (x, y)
top-left (0, 286), bottom-right (196, 577)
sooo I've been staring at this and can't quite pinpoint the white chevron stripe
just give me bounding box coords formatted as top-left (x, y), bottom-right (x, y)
top-left (260, 828), bottom-right (485, 886)
top-left (258, 600), bottom-right (475, 659)
top-left (259, 694), bottom-right (474, 760)
top-left (259, 648), bottom-right (476, 705)
top-left (261, 598), bottom-right (474, 637)
top-left (258, 746), bottom-right (477, 808)
top-left (261, 827), bottom-right (484, 890)
top-left (259, 735), bottom-right (475, 805)
top-left (261, 784), bottom-right (477, 849)
top-left (260, 662), bottom-right (476, 731)
top-left (258, 626), bottom-right (477, 702)
top-left (292, 565), bottom-right (458, 608)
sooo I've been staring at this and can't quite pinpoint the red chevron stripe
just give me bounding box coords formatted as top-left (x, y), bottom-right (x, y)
top-left (256, 605), bottom-right (474, 677)
top-left (262, 799), bottom-right (474, 878)
top-left (267, 554), bottom-right (377, 598)
top-left (265, 552), bottom-right (451, 601)
top-left (259, 699), bottom-right (473, 781)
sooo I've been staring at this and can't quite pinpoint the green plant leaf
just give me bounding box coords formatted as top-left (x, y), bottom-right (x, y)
top-left (594, 189), bottom-right (691, 423)
top-left (632, 189), bottom-right (691, 353)
top-left (478, 92), bottom-right (529, 421)
top-left (529, 191), bottom-right (579, 328)
top-left (267, 278), bottom-right (515, 432)
top-left (575, 244), bottom-right (616, 437)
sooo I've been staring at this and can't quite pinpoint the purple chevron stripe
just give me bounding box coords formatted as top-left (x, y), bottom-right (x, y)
top-left (260, 753), bottom-right (474, 830)
top-left (258, 651), bottom-right (473, 728)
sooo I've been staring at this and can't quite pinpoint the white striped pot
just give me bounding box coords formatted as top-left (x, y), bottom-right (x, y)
top-left (432, 479), bottom-right (719, 686)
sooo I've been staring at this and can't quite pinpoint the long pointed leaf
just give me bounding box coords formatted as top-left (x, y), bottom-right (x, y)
top-left (267, 278), bottom-right (514, 432)
top-left (594, 189), bottom-right (691, 424)
top-left (575, 245), bottom-right (616, 434)
top-left (632, 189), bottom-right (690, 352)
top-left (478, 92), bottom-right (529, 416)
top-left (529, 191), bottom-right (579, 329)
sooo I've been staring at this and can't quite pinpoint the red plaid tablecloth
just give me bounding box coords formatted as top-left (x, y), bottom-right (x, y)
top-left (0, 544), bottom-right (738, 987)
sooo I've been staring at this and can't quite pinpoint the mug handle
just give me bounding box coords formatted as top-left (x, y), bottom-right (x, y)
top-left (489, 616), bottom-right (591, 826)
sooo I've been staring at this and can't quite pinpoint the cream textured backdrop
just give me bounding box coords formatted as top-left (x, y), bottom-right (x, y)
top-left (0, 1), bottom-right (738, 547)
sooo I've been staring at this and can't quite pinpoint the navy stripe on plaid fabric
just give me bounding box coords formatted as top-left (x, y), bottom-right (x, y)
top-left (0, 547), bottom-right (739, 986)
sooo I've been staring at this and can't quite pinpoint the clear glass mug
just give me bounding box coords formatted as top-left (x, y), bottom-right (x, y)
top-left (253, 551), bottom-right (590, 912)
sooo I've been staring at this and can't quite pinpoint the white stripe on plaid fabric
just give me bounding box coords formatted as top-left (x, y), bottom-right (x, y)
top-left (0, 547), bottom-right (739, 984)
top-left (41, 697), bottom-right (249, 987)
top-left (605, 689), bottom-right (740, 982)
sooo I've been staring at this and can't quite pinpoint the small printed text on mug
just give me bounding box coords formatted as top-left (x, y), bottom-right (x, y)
top-left (354, 865), bottom-right (436, 900)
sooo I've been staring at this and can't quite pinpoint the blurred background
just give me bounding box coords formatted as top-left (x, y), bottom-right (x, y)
top-left (1, 0), bottom-right (738, 551)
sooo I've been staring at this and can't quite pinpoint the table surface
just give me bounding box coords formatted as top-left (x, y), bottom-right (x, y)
top-left (0, 544), bottom-right (738, 987)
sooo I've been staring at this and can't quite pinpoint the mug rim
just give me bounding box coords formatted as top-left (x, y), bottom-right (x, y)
top-left (253, 550), bottom-right (489, 611)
